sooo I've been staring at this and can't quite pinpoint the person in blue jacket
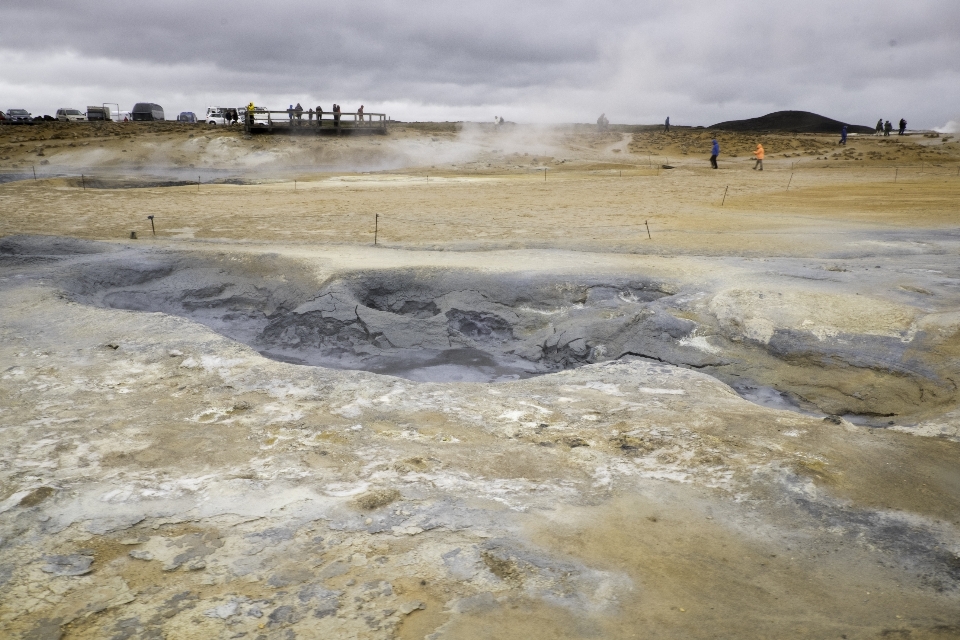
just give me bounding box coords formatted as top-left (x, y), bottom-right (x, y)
top-left (840, 125), bottom-right (847, 146)
top-left (710, 138), bottom-right (719, 169)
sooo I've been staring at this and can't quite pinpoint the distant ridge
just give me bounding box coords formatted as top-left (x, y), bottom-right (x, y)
top-left (710, 110), bottom-right (874, 134)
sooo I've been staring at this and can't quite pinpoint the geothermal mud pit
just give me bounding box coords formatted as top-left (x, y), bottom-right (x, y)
top-left (2, 234), bottom-right (960, 639)
top-left (2, 124), bottom-right (960, 638)
top-left (67, 244), bottom-right (959, 423)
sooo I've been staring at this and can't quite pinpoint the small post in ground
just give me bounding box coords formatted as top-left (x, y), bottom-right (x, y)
top-left (295, 180), bottom-right (297, 191)
top-left (895, 167), bottom-right (898, 183)
top-left (645, 220), bottom-right (651, 240)
top-left (721, 185), bottom-right (729, 206)
top-left (374, 214), bottom-right (379, 245)
top-left (147, 215), bottom-right (155, 235)
top-left (197, 176), bottom-right (201, 192)
top-left (33, 165), bottom-right (37, 181)
top-left (81, 174), bottom-right (86, 191)
top-left (786, 173), bottom-right (793, 191)
top-left (544, 168), bottom-right (547, 182)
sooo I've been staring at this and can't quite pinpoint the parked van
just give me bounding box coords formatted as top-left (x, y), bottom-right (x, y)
top-left (177, 112), bottom-right (197, 123)
top-left (87, 106), bottom-right (111, 121)
top-left (56, 108), bottom-right (85, 122)
top-left (132, 103), bottom-right (164, 121)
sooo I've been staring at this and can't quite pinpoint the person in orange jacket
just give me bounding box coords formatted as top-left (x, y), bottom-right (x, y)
top-left (753, 143), bottom-right (764, 171)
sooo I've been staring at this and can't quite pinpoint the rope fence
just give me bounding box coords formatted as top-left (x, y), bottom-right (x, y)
top-left (2, 162), bottom-right (957, 246)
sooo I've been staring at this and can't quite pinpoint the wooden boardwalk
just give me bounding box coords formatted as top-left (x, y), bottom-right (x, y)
top-left (244, 109), bottom-right (387, 135)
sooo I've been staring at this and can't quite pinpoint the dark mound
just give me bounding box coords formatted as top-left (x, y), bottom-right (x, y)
top-left (710, 111), bottom-right (874, 134)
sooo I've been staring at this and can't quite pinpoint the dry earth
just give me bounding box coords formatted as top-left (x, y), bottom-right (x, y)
top-left (1, 121), bottom-right (960, 639)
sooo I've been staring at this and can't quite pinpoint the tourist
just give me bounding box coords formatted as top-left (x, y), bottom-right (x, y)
top-left (884, 120), bottom-right (893, 136)
top-left (246, 102), bottom-right (255, 128)
top-left (753, 143), bottom-right (764, 171)
top-left (333, 104), bottom-right (341, 128)
top-left (899, 118), bottom-right (907, 135)
top-left (840, 125), bottom-right (847, 146)
top-left (295, 103), bottom-right (303, 125)
top-left (316, 105), bottom-right (323, 127)
top-left (358, 105), bottom-right (364, 126)
top-left (710, 138), bottom-right (719, 169)
top-left (876, 119), bottom-right (883, 136)
top-left (664, 116), bottom-right (670, 132)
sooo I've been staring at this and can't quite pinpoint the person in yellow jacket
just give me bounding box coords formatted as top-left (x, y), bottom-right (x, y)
top-left (753, 143), bottom-right (764, 171)
top-left (246, 102), bottom-right (255, 128)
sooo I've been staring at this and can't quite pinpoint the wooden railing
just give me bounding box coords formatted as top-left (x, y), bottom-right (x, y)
top-left (244, 109), bottom-right (387, 133)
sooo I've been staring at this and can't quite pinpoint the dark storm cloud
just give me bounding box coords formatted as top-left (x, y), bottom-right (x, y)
top-left (2, 0), bottom-right (959, 126)
top-left (3, 1), bottom-right (610, 88)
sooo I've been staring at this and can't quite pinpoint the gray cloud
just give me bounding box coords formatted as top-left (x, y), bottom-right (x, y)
top-left (2, 0), bottom-right (959, 127)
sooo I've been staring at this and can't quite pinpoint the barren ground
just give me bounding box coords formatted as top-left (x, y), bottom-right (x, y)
top-left (1, 121), bottom-right (959, 639)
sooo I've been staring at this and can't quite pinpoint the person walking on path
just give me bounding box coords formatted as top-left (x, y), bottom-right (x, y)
top-left (899, 118), bottom-right (907, 135)
top-left (357, 105), bottom-right (364, 126)
top-left (840, 125), bottom-right (847, 145)
top-left (884, 120), bottom-right (893, 136)
top-left (710, 138), bottom-right (719, 169)
top-left (664, 116), bottom-right (670, 132)
top-left (876, 119), bottom-right (883, 136)
top-left (753, 143), bottom-right (764, 171)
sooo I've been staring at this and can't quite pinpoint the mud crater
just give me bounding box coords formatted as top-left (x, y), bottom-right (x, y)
top-left (85, 265), bottom-right (685, 383)
top-left (29, 241), bottom-right (955, 422)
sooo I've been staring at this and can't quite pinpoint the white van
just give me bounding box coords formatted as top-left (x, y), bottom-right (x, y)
top-left (56, 108), bottom-right (85, 122)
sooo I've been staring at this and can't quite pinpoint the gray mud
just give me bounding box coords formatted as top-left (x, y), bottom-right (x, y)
top-left (20, 236), bottom-right (955, 424)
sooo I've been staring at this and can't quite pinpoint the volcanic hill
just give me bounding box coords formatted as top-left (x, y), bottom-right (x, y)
top-left (710, 110), bottom-right (874, 134)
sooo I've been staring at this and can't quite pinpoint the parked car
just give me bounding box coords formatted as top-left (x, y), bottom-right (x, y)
top-left (204, 106), bottom-right (238, 125)
top-left (177, 111), bottom-right (197, 123)
top-left (56, 108), bottom-right (85, 122)
top-left (132, 103), bottom-right (164, 121)
top-left (5, 109), bottom-right (33, 124)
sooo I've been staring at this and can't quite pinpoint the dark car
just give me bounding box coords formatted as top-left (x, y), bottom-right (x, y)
top-left (132, 103), bottom-right (164, 121)
top-left (177, 111), bottom-right (197, 123)
top-left (5, 109), bottom-right (33, 124)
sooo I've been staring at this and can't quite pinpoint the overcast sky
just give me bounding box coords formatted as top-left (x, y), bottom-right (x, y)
top-left (2, 0), bottom-right (959, 129)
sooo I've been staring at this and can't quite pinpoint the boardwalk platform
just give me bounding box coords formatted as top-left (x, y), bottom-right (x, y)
top-left (244, 109), bottom-right (387, 135)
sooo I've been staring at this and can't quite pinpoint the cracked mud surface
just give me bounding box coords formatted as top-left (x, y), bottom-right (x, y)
top-left (51, 238), bottom-right (960, 423)
top-left (2, 125), bottom-right (960, 639)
